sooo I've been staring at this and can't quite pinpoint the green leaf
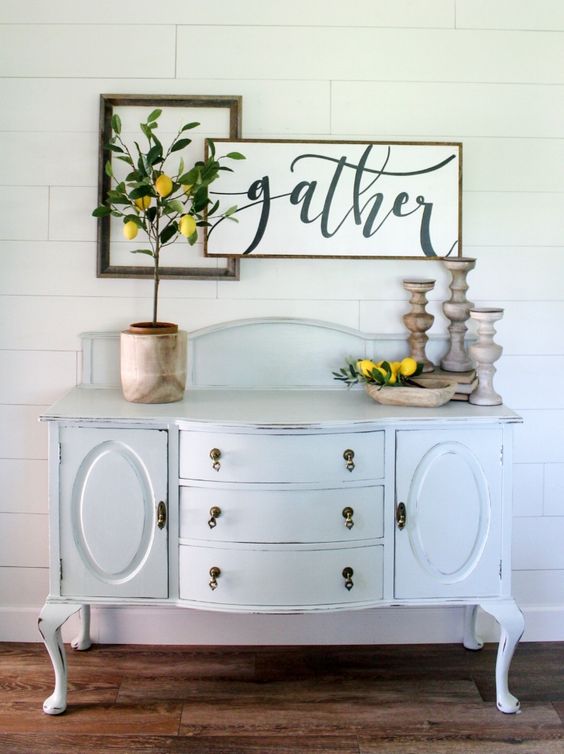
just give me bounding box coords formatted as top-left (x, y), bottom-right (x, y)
top-left (111, 113), bottom-right (122, 135)
top-left (177, 157), bottom-right (185, 177)
top-left (123, 214), bottom-right (142, 226)
top-left (147, 108), bottom-right (162, 123)
top-left (193, 186), bottom-right (208, 213)
top-left (188, 229), bottom-right (198, 245)
top-left (181, 121), bottom-right (200, 132)
top-left (140, 122), bottom-right (152, 140)
top-left (178, 167), bottom-right (200, 185)
top-left (110, 210), bottom-right (122, 218)
top-left (104, 160), bottom-right (114, 178)
top-left (170, 138), bottom-right (192, 153)
top-left (224, 205), bottom-right (238, 217)
top-left (107, 144), bottom-right (124, 153)
top-left (116, 155), bottom-right (133, 165)
top-left (160, 222), bottom-right (178, 244)
top-left (146, 144), bottom-right (163, 165)
top-left (92, 205), bottom-right (111, 217)
top-left (129, 185), bottom-right (153, 200)
top-left (167, 199), bottom-right (185, 214)
top-left (130, 249), bottom-right (154, 257)
top-left (207, 139), bottom-right (216, 158)
top-left (226, 151), bottom-right (246, 160)
top-left (146, 206), bottom-right (157, 223)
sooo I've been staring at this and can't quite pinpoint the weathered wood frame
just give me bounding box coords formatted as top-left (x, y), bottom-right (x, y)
top-left (96, 94), bottom-right (242, 280)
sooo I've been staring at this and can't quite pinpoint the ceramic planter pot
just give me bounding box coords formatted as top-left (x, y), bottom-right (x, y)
top-left (120, 322), bottom-right (187, 404)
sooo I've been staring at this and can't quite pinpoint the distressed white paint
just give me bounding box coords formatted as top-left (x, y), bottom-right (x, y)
top-left (0, 0), bottom-right (562, 645)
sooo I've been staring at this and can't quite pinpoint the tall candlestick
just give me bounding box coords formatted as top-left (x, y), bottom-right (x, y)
top-left (441, 257), bottom-right (476, 372)
top-left (469, 307), bottom-right (504, 406)
top-left (402, 278), bottom-right (435, 372)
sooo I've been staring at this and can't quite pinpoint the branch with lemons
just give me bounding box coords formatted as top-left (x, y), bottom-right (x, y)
top-left (92, 108), bottom-right (244, 325)
top-left (333, 357), bottom-right (423, 388)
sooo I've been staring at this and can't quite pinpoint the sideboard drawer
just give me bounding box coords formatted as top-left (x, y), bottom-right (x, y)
top-left (179, 485), bottom-right (384, 543)
top-left (179, 430), bottom-right (385, 483)
top-left (178, 544), bottom-right (384, 608)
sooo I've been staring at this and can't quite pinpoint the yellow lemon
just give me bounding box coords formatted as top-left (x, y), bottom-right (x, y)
top-left (356, 359), bottom-right (378, 378)
top-left (179, 214), bottom-right (197, 238)
top-left (399, 357), bottom-right (418, 376)
top-left (134, 196), bottom-right (151, 210)
top-left (154, 174), bottom-right (173, 198)
top-left (388, 371), bottom-right (398, 384)
top-left (390, 361), bottom-right (402, 373)
top-left (123, 220), bottom-right (138, 240)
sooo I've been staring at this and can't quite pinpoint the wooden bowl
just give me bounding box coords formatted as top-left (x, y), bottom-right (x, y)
top-left (365, 379), bottom-right (457, 407)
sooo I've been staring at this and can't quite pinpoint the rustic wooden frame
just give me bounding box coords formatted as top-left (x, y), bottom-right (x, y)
top-left (204, 138), bottom-right (462, 260)
top-left (96, 94), bottom-right (242, 280)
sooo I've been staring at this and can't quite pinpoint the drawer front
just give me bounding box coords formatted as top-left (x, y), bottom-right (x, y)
top-left (180, 485), bottom-right (384, 543)
top-left (178, 544), bottom-right (384, 607)
top-left (179, 430), bottom-right (385, 483)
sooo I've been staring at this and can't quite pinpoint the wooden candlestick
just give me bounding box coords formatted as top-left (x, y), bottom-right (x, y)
top-left (469, 307), bottom-right (504, 406)
top-left (441, 257), bottom-right (476, 373)
top-left (402, 278), bottom-right (435, 372)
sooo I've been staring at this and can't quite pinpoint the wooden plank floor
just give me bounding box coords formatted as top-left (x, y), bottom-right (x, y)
top-left (0, 642), bottom-right (564, 753)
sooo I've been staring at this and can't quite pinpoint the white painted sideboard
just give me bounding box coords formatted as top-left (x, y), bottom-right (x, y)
top-left (38, 318), bottom-right (524, 715)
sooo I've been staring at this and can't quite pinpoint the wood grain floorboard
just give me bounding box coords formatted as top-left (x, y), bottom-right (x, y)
top-left (118, 677), bottom-right (481, 704)
top-left (0, 701), bottom-right (183, 735)
top-left (0, 734), bottom-right (361, 754)
top-left (179, 700), bottom-right (561, 737)
top-left (359, 738), bottom-right (564, 753)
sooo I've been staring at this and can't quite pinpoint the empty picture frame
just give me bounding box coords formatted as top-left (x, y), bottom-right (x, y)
top-left (204, 139), bottom-right (462, 259)
top-left (96, 94), bottom-right (242, 279)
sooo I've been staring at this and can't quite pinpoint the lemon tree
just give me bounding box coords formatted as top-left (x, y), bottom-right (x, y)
top-left (93, 109), bottom-right (244, 325)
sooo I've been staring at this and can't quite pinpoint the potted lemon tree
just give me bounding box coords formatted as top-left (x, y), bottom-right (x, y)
top-left (93, 109), bottom-right (244, 403)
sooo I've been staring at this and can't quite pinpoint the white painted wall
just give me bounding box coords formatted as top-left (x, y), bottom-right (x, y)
top-left (1, 0), bottom-right (563, 644)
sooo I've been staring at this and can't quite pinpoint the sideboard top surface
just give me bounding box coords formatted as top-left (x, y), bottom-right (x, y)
top-left (41, 387), bottom-right (521, 428)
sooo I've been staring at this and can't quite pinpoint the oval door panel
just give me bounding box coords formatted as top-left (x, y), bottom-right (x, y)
top-left (71, 441), bottom-right (155, 583)
top-left (407, 441), bottom-right (491, 583)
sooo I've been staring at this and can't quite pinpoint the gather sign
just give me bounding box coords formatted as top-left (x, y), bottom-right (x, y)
top-left (204, 139), bottom-right (461, 259)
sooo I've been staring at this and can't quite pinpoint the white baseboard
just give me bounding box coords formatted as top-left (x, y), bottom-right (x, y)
top-left (2, 603), bottom-right (561, 645)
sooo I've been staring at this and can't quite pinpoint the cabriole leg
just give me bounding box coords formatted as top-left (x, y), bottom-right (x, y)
top-left (38, 601), bottom-right (81, 715)
top-left (479, 598), bottom-right (525, 714)
top-left (71, 604), bottom-right (92, 651)
top-left (463, 604), bottom-right (484, 650)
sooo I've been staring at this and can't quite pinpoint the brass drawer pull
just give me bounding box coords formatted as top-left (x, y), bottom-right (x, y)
top-left (396, 502), bottom-right (407, 530)
top-left (342, 506), bottom-right (354, 529)
top-left (210, 448), bottom-right (222, 471)
top-left (209, 566), bottom-right (221, 591)
top-left (208, 506), bottom-right (222, 529)
top-left (157, 501), bottom-right (167, 530)
top-left (342, 566), bottom-right (354, 591)
top-left (343, 449), bottom-right (355, 472)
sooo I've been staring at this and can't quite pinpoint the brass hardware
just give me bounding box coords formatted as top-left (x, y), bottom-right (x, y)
top-left (396, 502), bottom-right (407, 530)
top-left (157, 501), bottom-right (167, 529)
top-left (342, 566), bottom-right (354, 591)
top-left (209, 566), bottom-right (221, 591)
top-left (342, 506), bottom-right (354, 529)
top-left (210, 448), bottom-right (222, 471)
top-left (343, 449), bottom-right (355, 472)
top-left (208, 506), bottom-right (222, 529)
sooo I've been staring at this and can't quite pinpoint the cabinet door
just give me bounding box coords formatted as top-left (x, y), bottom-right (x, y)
top-left (395, 428), bottom-right (503, 600)
top-left (58, 427), bottom-right (168, 598)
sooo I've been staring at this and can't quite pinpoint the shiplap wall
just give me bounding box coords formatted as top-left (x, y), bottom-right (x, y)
top-left (1, 0), bottom-right (563, 643)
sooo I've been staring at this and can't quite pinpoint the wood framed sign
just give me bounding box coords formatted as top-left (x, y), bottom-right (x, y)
top-left (96, 94), bottom-right (242, 280)
top-left (205, 139), bottom-right (462, 259)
